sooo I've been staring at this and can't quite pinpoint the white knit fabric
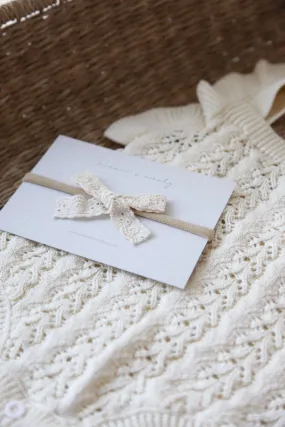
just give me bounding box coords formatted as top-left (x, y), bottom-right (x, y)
top-left (1, 60), bottom-right (285, 427)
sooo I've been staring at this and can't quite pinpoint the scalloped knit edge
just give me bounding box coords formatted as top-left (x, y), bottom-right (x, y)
top-left (197, 59), bottom-right (285, 122)
top-left (104, 104), bottom-right (204, 146)
top-left (105, 60), bottom-right (285, 145)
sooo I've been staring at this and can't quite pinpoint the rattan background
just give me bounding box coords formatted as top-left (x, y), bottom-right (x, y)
top-left (1, 0), bottom-right (285, 206)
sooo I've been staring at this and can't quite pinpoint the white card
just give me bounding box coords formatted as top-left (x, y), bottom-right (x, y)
top-left (0, 136), bottom-right (234, 289)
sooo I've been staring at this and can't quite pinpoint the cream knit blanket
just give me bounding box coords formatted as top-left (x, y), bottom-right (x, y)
top-left (1, 60), bottom-right (285, 427)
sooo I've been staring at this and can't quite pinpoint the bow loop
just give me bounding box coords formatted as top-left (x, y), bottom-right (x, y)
top-left (54, 172), bottom-right (167, 244)
top-left (123, 194), bottom-right (166, 213)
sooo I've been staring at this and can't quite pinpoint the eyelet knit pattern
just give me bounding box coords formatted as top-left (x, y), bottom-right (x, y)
top-left (1, 61), bottom-right (285, 426)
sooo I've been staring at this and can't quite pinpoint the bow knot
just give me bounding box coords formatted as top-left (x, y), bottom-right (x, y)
top-left (54, 172), bottom-right (167, 244)
top-left (101, 191), bottom-right (117, 211)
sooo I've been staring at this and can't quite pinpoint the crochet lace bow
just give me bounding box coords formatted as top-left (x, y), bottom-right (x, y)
top-left (54, 172), bottom-right (167, 244)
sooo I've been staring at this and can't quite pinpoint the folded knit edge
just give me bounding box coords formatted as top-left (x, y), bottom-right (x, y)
top-left (105, 60), bottom-right (285, 145)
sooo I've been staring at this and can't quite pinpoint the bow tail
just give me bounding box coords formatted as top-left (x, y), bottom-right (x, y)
top-left (55, 195), bottom-right (107, 218)
top-left (110, 200), bottom-right (151, 244)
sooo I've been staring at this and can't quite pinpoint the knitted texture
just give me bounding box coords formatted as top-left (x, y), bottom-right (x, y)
top-left (1, 61), bottom-right (285, 427)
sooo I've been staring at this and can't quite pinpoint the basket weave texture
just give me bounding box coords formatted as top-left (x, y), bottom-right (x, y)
top-left (1, 0), bottom-right (285, 206)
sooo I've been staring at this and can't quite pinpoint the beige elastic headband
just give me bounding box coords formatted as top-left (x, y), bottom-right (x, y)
top-left (22, 172), bottom-right (214, 241)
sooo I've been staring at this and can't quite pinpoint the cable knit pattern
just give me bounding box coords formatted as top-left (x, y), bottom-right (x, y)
top-left (1, 61), bottom-right (285, 426)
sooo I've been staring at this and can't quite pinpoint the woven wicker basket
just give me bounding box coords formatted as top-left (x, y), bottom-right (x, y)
top-left (1, 0), bottom-right (285, 206)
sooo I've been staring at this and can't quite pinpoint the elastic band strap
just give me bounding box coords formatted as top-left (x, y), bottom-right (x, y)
top-left (23, 173), bottom-right (214, 240)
